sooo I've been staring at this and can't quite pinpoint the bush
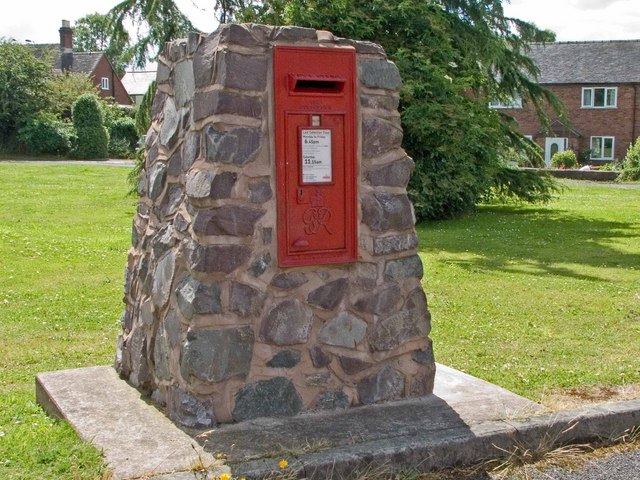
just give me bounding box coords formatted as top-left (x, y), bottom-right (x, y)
top-left (550, 150), bottom-right (578, 169)
top-left (18, 112), bottom-right (72, 155)
top-left (108, 137), bottom-right (134, 159)
top-left (72, 94), bottom-right (109, 159)
top-left (619, 137), bottom-right (640, 181)
top-left (109, 117), bottom-right (138, 152)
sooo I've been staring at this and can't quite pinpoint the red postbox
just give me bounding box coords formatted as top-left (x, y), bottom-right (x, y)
top-left (274, 46), bottom-right (358, 267)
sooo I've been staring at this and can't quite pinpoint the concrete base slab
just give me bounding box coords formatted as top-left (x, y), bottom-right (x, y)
top-left (36, 366), bottom-right (227, 480)
top-left (36, 364), bottom-right (640, 480)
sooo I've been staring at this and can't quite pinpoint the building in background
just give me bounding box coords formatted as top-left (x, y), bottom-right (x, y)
top-left (121, 70), bottom-right (157, 106)
top-left (493, 40), bottom-right (640, 165)
top-left (32, 20), bottom-right (131, 106)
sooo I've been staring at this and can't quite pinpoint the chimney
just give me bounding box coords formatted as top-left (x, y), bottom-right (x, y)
top-left (59, 20), bottom-right (73, 72)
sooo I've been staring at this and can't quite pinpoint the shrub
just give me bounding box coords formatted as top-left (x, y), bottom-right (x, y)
top-left (619, 137), bottom-right (640, 181)
top-left (550, 150), bottom-right (578, 169)
top-left (109, 116), bottom-right (138, 155)
top-left (18, 112), bottom-right (72, 155)
top-left (72, 94), bottom-right (109, 159)
top-left (108, 137), bottom-right (135, 159)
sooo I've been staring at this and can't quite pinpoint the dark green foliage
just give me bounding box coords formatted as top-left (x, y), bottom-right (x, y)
top-left (484, 167), bottom-right (560, 204)
top-left (72, 94), bottom-right (109, 159)
top-left (134, 80), bottom-right (156, 136)
top-left (238, 0), bottom-right (561, 219)
top-left (128, 81), bottom-right (157, 194)
top-left (110, 0), bottom-right (195, 68)
top-left (0, 40), bottom-right (52, 147)
top-left (18, 112), bottom-right (73, 155)
top-left (74, 13), bottom-right (130, 76)
top-left (550, 150), bottom-right (578, 169)
top-left (109, 117), bottom-right (138, 150)
top-left (619, 137), bottom-right (640, 181)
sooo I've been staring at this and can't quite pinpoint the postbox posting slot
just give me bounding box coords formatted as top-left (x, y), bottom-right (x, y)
top-left (289, 74), bottom-right (345, 94)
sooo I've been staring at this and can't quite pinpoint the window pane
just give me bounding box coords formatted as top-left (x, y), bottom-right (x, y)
top-left (603, 138), bottom-right (613, 158)
top-left (606, 88), bottom-right (616, 106)
top-left (594, 88), bottom-right (605, 107)
top-left (582, 89), bottom-right (592, 106)
top-left (591, 137), bottom-right (602, 158)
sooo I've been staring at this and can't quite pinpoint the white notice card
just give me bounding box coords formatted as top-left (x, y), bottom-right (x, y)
top-left (301, 129), bottom-right (332, 183)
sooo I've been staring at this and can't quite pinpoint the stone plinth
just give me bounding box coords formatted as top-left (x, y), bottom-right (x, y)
top-left (116, 23), bottom-right (435, 426)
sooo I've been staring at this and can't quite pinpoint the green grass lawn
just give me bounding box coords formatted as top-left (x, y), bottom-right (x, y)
top-left (419, 182), bottom-right (640, 400)
top-left (0, 164), bottom-right (136, 479)
top-left (0, 164), bottom-right (638, 479)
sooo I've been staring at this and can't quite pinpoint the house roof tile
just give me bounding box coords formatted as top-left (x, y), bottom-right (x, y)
top-left (529, 40), bottom-right (640, 84)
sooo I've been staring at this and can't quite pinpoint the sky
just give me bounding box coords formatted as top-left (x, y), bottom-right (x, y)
top-left (0, 0), bottom-right (638, 45)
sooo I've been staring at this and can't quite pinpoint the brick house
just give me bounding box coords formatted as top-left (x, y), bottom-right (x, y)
top-left (494, 40), bottom-right (640, 165)
top-left (34, 20), bottom-right (131, 106)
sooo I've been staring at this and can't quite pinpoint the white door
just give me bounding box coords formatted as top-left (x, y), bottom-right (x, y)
top-left (544, 137), bottom-right (568, 166)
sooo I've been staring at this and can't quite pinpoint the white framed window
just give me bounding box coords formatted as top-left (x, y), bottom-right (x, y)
top-left (101, 77), bottom-right (109, 90)
top-left (489, 96), bottom-right (522, 109)
top-left (582, 87), bottom-right (617, 108)
top-left (590, 136), bottom-right (615, 160)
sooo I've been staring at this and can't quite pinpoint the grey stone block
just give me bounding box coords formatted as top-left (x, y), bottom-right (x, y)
top-left (193, 205), bottom-right (265, 236)
top-left (160, 98), bottom-right (180, 148)
top-left (189, 244), bottom-right (251, 274)
top-left (266, 350), bottom-right (301, 369)
top-left (151, 225), bottom-right (177, 259)
top-left (175, 276), bottom-right (222, 319)
top-left (366, 157), bottom-right (414, 187)
top-left (194, 90), bottom-right (262, 121)
top-left (248, 179), bottom-right (273, 203)
top-left (339, 356), bottom-right (372, 375)
top-left (180, 326), bottom-right (254, 383)
top-left (152, 251), bottom-right (176, 309)
top-left (359, 58), bottom-right (402, 90)
top-left (216, 51), bottom-right (267, 91)
top-left (229, 282), bottom-right (265, 317)
top-left (383, 255), bottom-right (424, 281)
top-left (153, 327), bottom-right (171, 381)
top-left (370, 288), bottom-right (430, 352)
top-left (357, 365), bottom-right (405, 405)
top-left (353, 283), bottom-right (401, 315)
top-left (168, 388), bottom-right (215, 429)
top-left (362, 193), bottom-right (415, 232)
top-left (309, 345), bottom-right (332, 368)
top-left (204, 125), bottom-right (262, 166)
top-left (373, 232), bottom-right (419, 256)
top-left (260, 299), bottom-right (313, 345)
top-left (218, 23), bottom-right (261, 47)
top-left (148, 162), bottom-right (167, 201)
top-left (317, 390), bottom-right (350, 410)
top-left (186, 170), bottom-right (237, 200)
top-left (308, 278), bottom-right (348, 310)
top-left (362, 117), bottom-right (403, 159)
top-left (318, 312), bottom-right (367, 348)
top-left (249, 252), bottom-right (271, 277)
top-left (233, 377), bottom-right (303, 422)
top-left (273, 26), bottom-right (317, 42)
top-left (270, 272), bottom-right (308, 289)
top-left (182, 130), bottom-right (200, 171)
top-left (193, 34), bottom-right (220, 88)
top-left (174, 59), bottom-right (195, 108)
top-left (360, 94), bottom-right (400, 111)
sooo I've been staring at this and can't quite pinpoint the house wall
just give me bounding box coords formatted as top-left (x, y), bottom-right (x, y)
top-left (506, 83), bottom-right (640, 162)
top-left (92, 56), bottom-right (132, 106)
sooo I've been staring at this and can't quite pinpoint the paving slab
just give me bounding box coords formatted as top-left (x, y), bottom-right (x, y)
top-left (36, 366), bottom-right (227, 480)
top-left (36, 364), bottom-right (640, 480)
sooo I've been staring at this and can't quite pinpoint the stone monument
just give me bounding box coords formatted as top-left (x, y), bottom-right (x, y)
top-left (115, 23), bottom-right (435, 426)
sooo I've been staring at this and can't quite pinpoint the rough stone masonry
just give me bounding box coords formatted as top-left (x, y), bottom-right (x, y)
top-left (115, 23), bottom-right (435, 426)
